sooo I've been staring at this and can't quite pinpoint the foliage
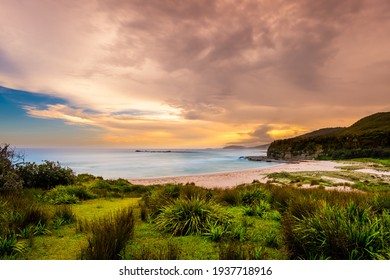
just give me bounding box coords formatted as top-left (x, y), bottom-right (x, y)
top-left (243, 200), bottom-right (271, 217)
top-left (54, 205), bottom-right (76, 225)
top-left (240, 186), bottom-right (272, 206)
top-left (45, 187), bottom-right (80, 204)
top-left (154, 196), bottom-right (231, 236)
top-left (283, 202), bottom-right (390, 259)
top-left (17, 161), bottom-right (75, 190)
top-left (80, 207), bottom-right (135, 260)
top-left (0, 234), bottom-right (26, 258)
top-left (142, 184), bottom-right (209, 219)
top-left (268, 112), bottom-right (390, 160)
top-left (0, 144), bottom-right (23, 193)
top-left (90, 178), bottom-right (152, 198)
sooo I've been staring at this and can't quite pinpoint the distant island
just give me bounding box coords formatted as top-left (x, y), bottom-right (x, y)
top-left (267, 112), bottom-right (390, 160)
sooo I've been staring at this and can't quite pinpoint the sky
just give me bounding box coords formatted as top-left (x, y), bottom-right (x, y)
top-left (0, 0), bottom-right (390, 148)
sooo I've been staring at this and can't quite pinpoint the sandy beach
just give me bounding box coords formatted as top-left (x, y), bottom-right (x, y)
top-left (128, 160), bottom-right (350, 189)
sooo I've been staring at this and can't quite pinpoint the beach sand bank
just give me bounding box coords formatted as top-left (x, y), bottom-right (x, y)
top-left (128, 160), bottom-right (349, 189)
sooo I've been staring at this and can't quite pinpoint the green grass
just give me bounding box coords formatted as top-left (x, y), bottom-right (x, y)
top-left (2, 166), bottom-right (390, 260)
top-left (80, 207), bottom-right (135, 260)
top-left (349, 158), bottom-right (390, 167)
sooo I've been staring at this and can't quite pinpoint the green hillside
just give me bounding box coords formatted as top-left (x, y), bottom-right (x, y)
top-left (340, 112), bottom-right (390, 135)
top-left (267, 112), bottom-right (390, 160)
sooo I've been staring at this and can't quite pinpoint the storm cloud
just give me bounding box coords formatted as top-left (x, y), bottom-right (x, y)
top-left (0, 0), bottom-right (389, 147)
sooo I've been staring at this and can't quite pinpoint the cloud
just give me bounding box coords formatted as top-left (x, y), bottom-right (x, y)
top-left (0, 0), bottom-right (390, 147)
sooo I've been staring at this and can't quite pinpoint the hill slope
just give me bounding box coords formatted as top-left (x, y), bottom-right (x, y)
top-left (267, 112), bottom-right (390, 160)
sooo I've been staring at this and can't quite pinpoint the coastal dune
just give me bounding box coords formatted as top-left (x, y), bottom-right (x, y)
top-left (128, 160), bottom-right (349, 189)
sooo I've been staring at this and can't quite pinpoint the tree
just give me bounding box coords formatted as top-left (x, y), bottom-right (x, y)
top-left (0, 144), bottom-right (23, 192)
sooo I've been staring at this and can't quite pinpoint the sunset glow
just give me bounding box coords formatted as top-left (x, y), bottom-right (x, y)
top-left (1, 0), bottom-right (390, 148)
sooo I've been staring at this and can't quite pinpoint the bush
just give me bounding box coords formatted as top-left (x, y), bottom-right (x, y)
top-left (80, 207), bottom-right (135, 260)
top-left (142, 185), bottom-right (182, 219)
top-left (0, 144), bottom-right (23, 193)
top-left (45, 187), bottom-right (80, 204)
top-left (46, 185), bottom-right (96, 204)
top-left (17, 161), bottom-right (75, 190)
top-left (240, 186), bottom-right (272, 206)
top-left (243, 200), bottom-right (271, 217)
top-left (284, 202), bottom-right (390, 259)
top-left (215, 188), bottom-right (241, 206)
top-left (205, 223), bottom-right (229, 242)
top-left (154, 197), bottom-right (231, 236)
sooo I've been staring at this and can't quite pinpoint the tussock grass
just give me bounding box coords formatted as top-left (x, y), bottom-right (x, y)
top-left (154, 196), bottom-right (231, 236)
top-left (283, 202), bottom-right (390, 259)
top-left (80, 207), bottom-right (135, 260)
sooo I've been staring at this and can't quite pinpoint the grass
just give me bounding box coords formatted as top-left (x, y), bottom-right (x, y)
top-left (80, 207), bottom-right (135, 260)
top-left (283, 202), bottom-right (390, 259)
top-left (2, 159), bottom-right (390, 260)
top-left (154, 196), bottom-right (231, 236)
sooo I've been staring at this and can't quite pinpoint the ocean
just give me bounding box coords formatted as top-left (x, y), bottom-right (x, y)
top-left (19, 148), bottom-right (278, 179)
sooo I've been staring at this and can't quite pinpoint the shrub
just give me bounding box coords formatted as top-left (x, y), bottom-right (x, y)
top-left (17, 161), bottom-right (75, 190)
top-left (76, 173), bottom-right (97, 183)
top-left (46, 185), bottom-right (96, 204)
top-left (262, 210), bottom-right (282, 221)
top-left (154, 197), bottom-right (231, 236)
top-left (205, 223), bottom-right (229, 242)
top-left (80, 207), bottom-right (135, 260)
top-left (243, 200), bottom-right (271, 217)
top-left (227, 223), bottom-right (247, 242)
top-left (45, 187), bottom-right (80, 204)
top-left (0, 144), bottom-right (23, 193)
top-left (240, 186), bottom-right (272, 206)
top-left (179, 183), bottom-right (211, 200)
top-left (263, 229), bottom-right (281, 248)
top-left (90, 179), bottom-right (149, 198)
top-left (284, 202), bottom-right (390, 259)
top-left (215, 187), bottom-right (241, 206)
top-left (142, 185), bottom-right (181, 219)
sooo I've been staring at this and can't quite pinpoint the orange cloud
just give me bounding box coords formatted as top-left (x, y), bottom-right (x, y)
top-left (1, 0), bottom-right (390, 147)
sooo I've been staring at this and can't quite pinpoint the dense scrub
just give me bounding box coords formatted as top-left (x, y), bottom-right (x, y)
top-left (1, 144), bottom-right (75, 193)
top-left (268, 112), bottom-right (390, 160)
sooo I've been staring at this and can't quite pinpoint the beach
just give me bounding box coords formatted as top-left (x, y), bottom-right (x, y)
top-left (128, 160), bottom-right (350, 188)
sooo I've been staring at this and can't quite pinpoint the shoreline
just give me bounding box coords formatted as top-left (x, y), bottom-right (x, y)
top-left (128, 160), bottom-right (349, 189)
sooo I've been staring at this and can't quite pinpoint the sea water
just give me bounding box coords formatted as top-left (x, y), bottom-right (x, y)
top-left (19, 148), bottom-right (278, 179)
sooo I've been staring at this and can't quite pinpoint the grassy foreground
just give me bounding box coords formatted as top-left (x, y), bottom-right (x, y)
top-left (1, 158), bottom-right (390, 260)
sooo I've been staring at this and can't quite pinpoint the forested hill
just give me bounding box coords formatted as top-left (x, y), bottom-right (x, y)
top-left (267, 112), bottom-right (390, 160)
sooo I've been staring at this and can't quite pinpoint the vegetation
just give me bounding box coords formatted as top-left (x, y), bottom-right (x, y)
top-left (268, 112), bottom-right (390, 160)
top-left (80, 207), bottom-right (135, 260)
top-left (1, 143), bottom-right (390, 260)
